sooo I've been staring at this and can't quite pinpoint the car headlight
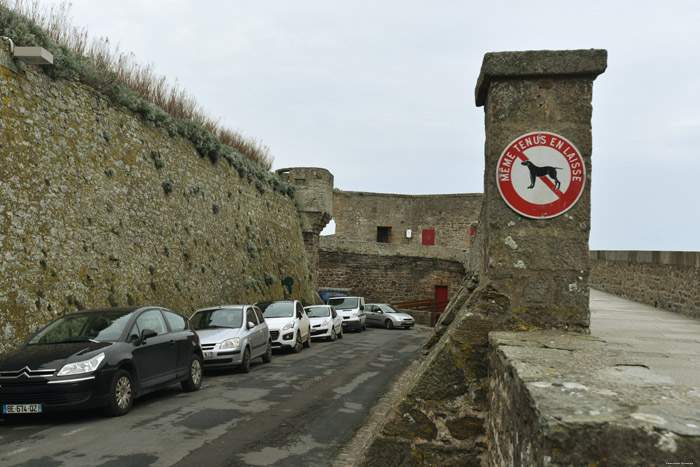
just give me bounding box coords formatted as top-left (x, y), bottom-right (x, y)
top-left (282, 321), bottom-right (295, 331)
top-left (321, 319), bottom-right (329, 326)
top-left (220, 338), bottom-right (240, 349)
top-left (351, 312), bottom-right (358, 319)
top-left (57, 352), bottom-right (105, 376)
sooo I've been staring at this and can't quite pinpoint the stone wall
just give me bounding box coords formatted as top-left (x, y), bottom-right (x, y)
top-left (332, 191), bottom-right (482, 249)
top-left (590, 250), bottom-right (700, 320)
top-left (0, 42), bottom-right (316, 351)
top-left (487, 331), bottom-right (700, 465)
top-left (317, 237), bottom-right (465, 305)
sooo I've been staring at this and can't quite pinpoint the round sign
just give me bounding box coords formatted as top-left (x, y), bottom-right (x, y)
top-left (496, 131), bottom-right (586, 219)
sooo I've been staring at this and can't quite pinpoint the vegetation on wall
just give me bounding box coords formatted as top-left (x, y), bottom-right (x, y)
top-left (0, 0), bottom-right (290, 194)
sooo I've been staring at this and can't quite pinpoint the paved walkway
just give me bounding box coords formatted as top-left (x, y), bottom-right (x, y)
top-left (590, 288), bottom-right (700, 388)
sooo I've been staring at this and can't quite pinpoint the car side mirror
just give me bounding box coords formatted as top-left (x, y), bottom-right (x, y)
top-left (141, 328), bottom-right (157, 342)
top-left (360, 305), bottom-right (365, 311)
top-left (248, 321), bottom-right (256, 329)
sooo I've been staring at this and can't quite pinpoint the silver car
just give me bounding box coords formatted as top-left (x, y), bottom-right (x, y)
top-left (364, 304), bottom-right (415, 329)
top-left (190, 305), bottom-right (272, 373)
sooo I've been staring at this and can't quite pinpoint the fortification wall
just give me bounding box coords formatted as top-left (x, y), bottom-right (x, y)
top-left (590, 250), bottom-right (700, 319)
top-left (317, 237), bottom-right (465, 310)
top-left (332, 190), bottom-right (482, 249)
top-left (0, 43), bottom-right (316, 351)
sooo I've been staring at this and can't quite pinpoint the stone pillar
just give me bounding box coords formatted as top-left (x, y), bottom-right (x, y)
top-left (475, 49), bottom-right (607, 331)
top-left (275, 167), bottom-right (334, 281)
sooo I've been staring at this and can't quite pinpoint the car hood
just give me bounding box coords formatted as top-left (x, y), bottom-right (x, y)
top-left (263, 317), bottom-right (295, 329)
top-left (195, 328), bottom-right (242, 344)
top-left (389, 313), bottom-right (414, 321)
top-left (309, 317), bottom-right (332, 325)
top-left (0, 342), bottom-right (112, 371)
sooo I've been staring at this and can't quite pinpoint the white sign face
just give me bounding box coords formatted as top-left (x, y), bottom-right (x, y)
top-left (496, 132), bottom-right (586, 219)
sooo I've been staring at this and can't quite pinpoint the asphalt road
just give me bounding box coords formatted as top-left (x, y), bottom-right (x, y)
top-left (0, 325), bottom-right (429, 467)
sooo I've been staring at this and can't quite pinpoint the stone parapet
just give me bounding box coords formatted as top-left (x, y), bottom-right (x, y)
top-left (591, 250), bottom-right (700, 319)
top-left (488, 330), bottom-right (700, 465)
top-left (320, 236), bottom-right (468, 265)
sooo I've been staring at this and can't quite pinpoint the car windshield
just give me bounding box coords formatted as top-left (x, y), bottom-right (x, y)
top-left (384, 305), bottom-right (403, 313)
top-left (260, 302), bottom-right (294, 318)
top-left (328, 297), bottom-right (359, 309)
top-left (27, 310), bottom-right (134, 344)
top-left (305, 306), bottom-right (330, 318)
top-left (190, 308), bottom-right (243, 329)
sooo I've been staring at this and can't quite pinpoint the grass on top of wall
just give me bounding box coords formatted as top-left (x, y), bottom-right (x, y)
top-left (0, 1), bottom-right (291, 195)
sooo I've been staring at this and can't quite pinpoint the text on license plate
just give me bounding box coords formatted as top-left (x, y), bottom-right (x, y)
top-left (3, 404), bottom-right (42, 414)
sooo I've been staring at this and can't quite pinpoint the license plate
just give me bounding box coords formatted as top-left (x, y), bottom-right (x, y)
top-left (3, 404), bottom-right (42, 414)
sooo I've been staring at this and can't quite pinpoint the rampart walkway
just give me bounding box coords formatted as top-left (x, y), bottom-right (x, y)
top-left (591, 288), bottom-right (700, 388)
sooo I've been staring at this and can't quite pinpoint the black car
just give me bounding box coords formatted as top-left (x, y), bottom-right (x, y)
top-left (0, 306), bottom-right (203, 417)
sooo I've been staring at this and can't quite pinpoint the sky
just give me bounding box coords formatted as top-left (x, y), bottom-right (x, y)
top-left (33, 0), bottom-right (700, 251)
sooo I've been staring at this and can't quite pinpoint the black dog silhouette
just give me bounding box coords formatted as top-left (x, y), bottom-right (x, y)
top-left (521, 160), bottom-right (562, 190)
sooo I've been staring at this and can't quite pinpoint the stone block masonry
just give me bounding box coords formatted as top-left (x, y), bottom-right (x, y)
top-left (0, 43), bottom-right (316, 351)
top-left (591, 250), bottom-right (700, 319)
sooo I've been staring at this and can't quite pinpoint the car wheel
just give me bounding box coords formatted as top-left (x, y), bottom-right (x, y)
top-left (106, 369), bottom-right (133, 417)
top-left (262, 340), bottom-right (272, 363)
top-left (338, 327), bottom-right (343, 339)
top-left (293, 332), bottom-right (303, 353)
top-left (240, 347), bottom-right (251, 373)
top-left (362, 320), bottom-right (367, 331)
top-left (303, 332), bottom-right (311, 348)
top-left (385, 319), bottom-right (394, 330)
top-left (181, 354), bottom-right (203, 392)
top-left (329, 328), bottom-right (337, 342)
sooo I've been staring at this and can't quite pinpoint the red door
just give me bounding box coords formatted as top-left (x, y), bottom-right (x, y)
top-left (435, 286), bottom-right (448, 312)
top-left (422, 229), bottom-right (435, 246)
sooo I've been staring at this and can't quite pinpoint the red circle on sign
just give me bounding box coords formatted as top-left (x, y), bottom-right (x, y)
top-left (496, 132), bottom-right (585, 219)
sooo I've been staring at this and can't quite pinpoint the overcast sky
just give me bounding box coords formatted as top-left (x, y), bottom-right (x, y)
top-left (36, 0), bottom-right (700, 251)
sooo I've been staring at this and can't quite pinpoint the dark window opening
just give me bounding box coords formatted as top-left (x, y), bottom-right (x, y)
top-left (377, 226), bottom-right (391, 243)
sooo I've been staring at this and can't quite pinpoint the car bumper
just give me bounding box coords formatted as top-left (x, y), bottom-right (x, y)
top-left (310, 325), bottom-right (333, 338)
top-left (341, 319), bottom-right (362, 331)
top-left (201, 349), bottom-right (243, 368)
top-left (0, 370), bottom-right (115, 413)
top-left (269, 329), bottom-right (297, 349)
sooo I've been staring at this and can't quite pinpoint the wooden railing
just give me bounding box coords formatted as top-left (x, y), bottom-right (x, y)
top-left (391, 298), bottom-right (450, 326)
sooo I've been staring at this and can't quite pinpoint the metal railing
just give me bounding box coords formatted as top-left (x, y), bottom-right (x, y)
top-left (392, 298), bottom-right (450, 326)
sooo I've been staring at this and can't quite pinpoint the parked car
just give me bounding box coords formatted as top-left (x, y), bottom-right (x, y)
top-left (189, 305), bottom-right (272, 373)
top-left (0, 306), bottom-right (202, 417)
top-left (255, 300), bottom-right (311, 352)
top-left (365, 304), bottom-right (415, 329)
top-left (327, 296), bottom-right (366, 332)
top-left (305, 305), bottom-right (343, 341)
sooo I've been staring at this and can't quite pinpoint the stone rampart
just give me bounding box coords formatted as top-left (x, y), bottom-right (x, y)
top-left (317, 237), bottom-right (465, 306)
top-left (0, 43), bottom-right (316, 351)
top-left (332, 190), bottom-right (482, 249)
top-left (590, 250), bottom-right (700, 319)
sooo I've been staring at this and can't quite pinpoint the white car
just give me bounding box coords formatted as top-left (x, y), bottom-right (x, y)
top-left (365, 304), bottom-right (415, 329)
top-left (305, 305), bottom-right (343, 341)
top-left (256, 300), bottom-right (311, 352)
top-left (190, 305), bottom-right (272, 373)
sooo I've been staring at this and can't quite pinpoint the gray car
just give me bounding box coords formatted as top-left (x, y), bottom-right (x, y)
top-left (189, 305), bottom-right (272, 373)
top-left (365, 304), bottom-right (415, 329)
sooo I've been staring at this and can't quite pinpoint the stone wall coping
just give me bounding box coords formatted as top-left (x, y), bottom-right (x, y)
top-left (475, 49), bottom-right (608, 106)
top-left (319, 236), bottom-right (468, 264)
top-left (489, 330), bottom-right (700, 461)
top-left (334, 190), bottom-right (482, 200)
top-left (591, 250), bottom-right (700, 268)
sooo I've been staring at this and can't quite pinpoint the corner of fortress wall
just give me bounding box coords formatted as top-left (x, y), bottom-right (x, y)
top-left (0, 42), bottom-right (317, 351)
